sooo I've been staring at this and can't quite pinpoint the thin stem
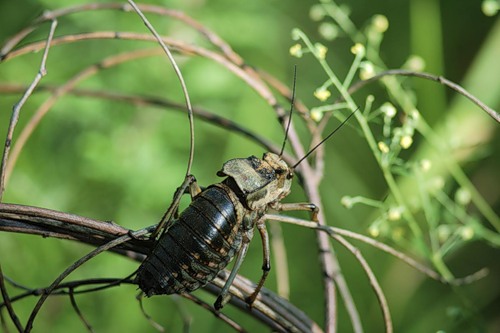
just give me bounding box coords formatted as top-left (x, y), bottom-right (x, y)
top-left (24, 231), bottom-right (145, 332)
top-left (69, 288), bottom-right (95, 333)
top-left (269, 222), bottom-right (290, 300)
top-left (296, 29), bottom-right (431, 258)
top-left (332, 235), bottom-right (392, 333)
top-left (349, 69), bottom-right (499, 123)
top-left (265, 214), bottom-right (488, 285)
top-left (0, 82), bottom-right (282, 161)
top-left (0, 18), bottom-right (57, 201)
top-left (182, 294), bottom-right (247, 333)
top-left (0, 264), bottom-right (23, 332)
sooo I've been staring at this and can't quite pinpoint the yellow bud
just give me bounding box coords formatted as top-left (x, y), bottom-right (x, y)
top-left (372, 14), bottom-right (389, 33)
top-left (314, 88), bottom-right (331, 101)
top-left (428, 177), bottom-right (445, 191)
top-left (340, 196), bottom-right (353, 209)
top-left (460, 226), bottom-right (474, 240)
top-left (310, 4), bottom-right (326, 21)
top-left (378, 141), bottom-right (389, 153)
top-left (455, 188), bottom-right (471, 205)
top-left (410, 109), bottom-right (420, 121)
top-left (360, 61), bottom-right (375, 80)
top-left (350, 43), bottom-right (365, 56)
top-left (381, 102), bottom-right (396, 118)
top-left (319, 22), bottom-right (339, 41)
top-left (388, 206), bottom-right (403, 221)
top-left (368, 225), bottom-right (380, 237)
top-left (289, 44), bottom-right (302, 58)
top-left (315, 43), bottom-right (328, 59)
top-left (310, 109), bottom-right (324, 122)
top-left (482, 0), bottom-right (500, 16)
top-left (405, 55), bottom-right (425, 71)
top-left (400, 135), bottom-right (413, 149)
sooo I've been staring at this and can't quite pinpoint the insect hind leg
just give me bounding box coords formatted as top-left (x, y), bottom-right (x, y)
top-left (242, 201), bottom-right (319, 306)
top-left (151, 174), bottom-right (202, 239)
top-left (247, 203), bottom-right (318, 307)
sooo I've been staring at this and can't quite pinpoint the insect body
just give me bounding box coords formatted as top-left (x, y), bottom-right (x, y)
top-left (136, 152), bottom-right (314, 309)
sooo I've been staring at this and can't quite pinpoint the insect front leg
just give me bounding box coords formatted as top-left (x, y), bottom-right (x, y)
top-left (273, 202), bottom-right (319, 222)
top-left (151, 174), bottom-right (202, 239)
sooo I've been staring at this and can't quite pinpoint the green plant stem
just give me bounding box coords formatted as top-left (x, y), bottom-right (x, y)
top-left (325, 0), bottom-right (499, 232)
top-left (410, 0), bottom-right (447, 124)
top-left (295, 29), bottom-right (431, 259)
top-left (418, 121), bottom-right (500, 231)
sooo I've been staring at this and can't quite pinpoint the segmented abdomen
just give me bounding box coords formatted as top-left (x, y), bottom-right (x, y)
top-left (136, 185), bottom-right (242, 296)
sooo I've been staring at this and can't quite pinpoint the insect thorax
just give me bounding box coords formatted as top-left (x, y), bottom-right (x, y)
top-left (217, 152), bottom-right (292, 211)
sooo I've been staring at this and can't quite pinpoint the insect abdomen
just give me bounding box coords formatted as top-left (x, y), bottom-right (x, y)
top-left (136, 185), bottom-right (243, 296)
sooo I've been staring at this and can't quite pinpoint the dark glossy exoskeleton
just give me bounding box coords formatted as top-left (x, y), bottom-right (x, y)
top-left (136, 152), bottom-right (317, 309)
top-left (136, 185), bottom-right (244, 296)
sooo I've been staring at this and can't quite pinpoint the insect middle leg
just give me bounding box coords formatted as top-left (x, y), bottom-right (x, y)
top-left (214, 228), bottom-right (253, 310)
top-left (246, 217), bottom-right (270, 306)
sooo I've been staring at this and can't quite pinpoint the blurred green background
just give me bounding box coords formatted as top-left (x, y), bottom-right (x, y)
top-left (1, 0), bottom-right (499, 332)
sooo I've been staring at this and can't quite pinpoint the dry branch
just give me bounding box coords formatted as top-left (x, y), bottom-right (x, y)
top-left (0, 203), bottom-right (322, 333)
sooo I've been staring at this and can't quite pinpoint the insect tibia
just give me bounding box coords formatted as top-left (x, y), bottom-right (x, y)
top-left (273, 202), bottom-right (319, 221)
top-left (214, 294), bottom-right (231, 311)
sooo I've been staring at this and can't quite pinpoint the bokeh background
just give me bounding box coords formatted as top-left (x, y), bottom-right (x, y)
top-left (1, 0), bottom-right (499, 332)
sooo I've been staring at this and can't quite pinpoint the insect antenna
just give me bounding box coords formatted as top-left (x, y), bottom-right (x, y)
top-left (279, 65), bottom-right (297, 157)
top-left (127, 1), bottom-right (197, 240)
top-left (292, 108), bottom-right (358, 169)
top-left (127, 0), bottom-right (195, 176)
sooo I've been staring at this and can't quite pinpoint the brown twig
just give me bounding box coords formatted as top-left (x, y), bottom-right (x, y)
top-left (182, 293), bottom-right (247, 333)
top-left (347, 69), bottom-right (500, 123)
top-left (265, 214), bottom-right (489, 285)
top-left (0, 3), bottom-right (242, 65)
top-left (331, 235), bottom-right (392, 333)
top-left (2, 27), bottom-right (343, 331)
top-left (0, 264), bottom-right (23, 332)
top-left (0, 83), bottom-right (282, 158)
top-left (0, 18), bottom-right (57, 201)
top-left (24, 232), bottom-right (142, 332)
top-left (3, 48), bottom-right (162, 188)
top-left (0, 203), bottom-right (322, 333)
top-left (0, 4), bottom-right (370, 333)
top-left (68, 288), bottom-right (95, 333)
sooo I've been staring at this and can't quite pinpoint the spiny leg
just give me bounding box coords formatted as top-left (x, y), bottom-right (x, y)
top-left (151, 174), bottom-right (202, 239)
top-left (214, 234), bottom-right (252, 310)
top-left (246, 217), bottom-right (270, 307)
top-left (242, 202), bottom-right (319, 304)
top-left (173, 176), bottom-right (203, 219)
top-left (274, 202), bottom-right (319, 221)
